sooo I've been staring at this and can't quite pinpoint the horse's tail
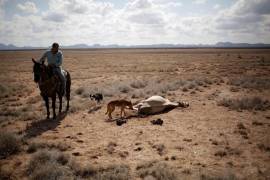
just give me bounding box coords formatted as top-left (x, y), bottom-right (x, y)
top-left (65, 71), bottom-right (71, 101)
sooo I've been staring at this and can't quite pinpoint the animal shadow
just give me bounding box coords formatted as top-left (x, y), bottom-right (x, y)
top-left (24, 112), bottom-right (67, 138)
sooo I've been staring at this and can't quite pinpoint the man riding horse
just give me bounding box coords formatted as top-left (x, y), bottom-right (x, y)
top-left (39, 42), bottom-right (66, 95)
top-left (32, 42), bottom-right (71, 119)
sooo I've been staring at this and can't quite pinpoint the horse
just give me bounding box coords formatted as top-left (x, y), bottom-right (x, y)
top-left (32, 58), bottom-right (71, 119)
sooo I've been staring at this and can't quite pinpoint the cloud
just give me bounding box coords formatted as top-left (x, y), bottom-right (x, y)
top-left (230, 0), bottom-right (270, 15)
top-left (47, 0), bottom-right (114, 16)
top-left (43, 12), bottom-right (67, 22)
top-left (127, 11), bottom-right (165, 25)
top-left (213, 4), bottom-right (220, 10)
top-left (17, 1), bottom-right (38, 14)
top-left (1, 0), bottom-right (270, 46)
top-left (213, 0), bottom-right (270, 43)
top-left (193, 0), bottom-right (207, 5)
top-left (215, 0), bottom-right (270, 30)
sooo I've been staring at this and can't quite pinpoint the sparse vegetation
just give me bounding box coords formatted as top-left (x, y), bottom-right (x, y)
top-left (69, 160), bottom-right (130, 180)
top-left (1, 48), bottom-right (269, 179)
top-left (152, 144), bottom-right (166, 156)
top-left (217, 96), bottom-right (270, 111)
top-left (90, 164), bottom-right (130, 180)
top-left (136, 161), bottom-right (178, 180)
top-left (201, 172), bottom-right (237, 180)
top-left (130, 79), bottom-right (148, 89)
top-left (27, 141), bottom-right (70, 153)
top-left (27, 149), bottom-right (72, 180)
top-left (0, 132), bottom-right (20, 159)
top-left (228, 77), bottom-right (270, 90)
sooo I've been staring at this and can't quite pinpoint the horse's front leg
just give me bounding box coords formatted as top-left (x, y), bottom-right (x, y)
top-left (52, 94), bottom-right (57, 119)
top-left (43, 96), bottom-right (50, 119)
top-left (58, 95), bottom-right (62, 114)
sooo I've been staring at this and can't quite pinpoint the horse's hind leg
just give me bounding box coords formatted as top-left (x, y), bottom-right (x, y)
top-left (43, 96), bottom-right (50, 119)
top-left (52, 95), bottom-right (57, 119)
top-left (58, 95), bottom-right (62, 114)
top-left (65, 72), bottom-right (71, 111)
top-left (66, 96), bottom-right (69, 111)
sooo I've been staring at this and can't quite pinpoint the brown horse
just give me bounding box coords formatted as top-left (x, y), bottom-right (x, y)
top-left (32, 58), bottom-right (71, 119)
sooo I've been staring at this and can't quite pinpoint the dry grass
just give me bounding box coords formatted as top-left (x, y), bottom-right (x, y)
top-left (228, 76), bottom-right (270, 90)
top-left (0, 131), bottom-right (20, 159)
top-left (0, 83), bottom-right (31, 99)
top-left (130, 79), bottom-right (148, 89)
top-left (90, 164), bottom-right (130, 180)
top-left (27, 140), bottom-right (70, 153)
top-left (1, 49), bottom-right (269, 179)
top-left (79, 77), bottom-right (213, 100)
top-left (136, 161), bottom-right (179, 180)
top-left (28, 149), bottom-right (129, 180)
top-left (217, 96), bottom-right (270, 111)
top-left (69, 159), bottom-right (129, 180)
top-left (200, 172), bottom-right (237, 180)
top-left (27, 149), bottom-right (72, 180)
top-left (0, 165), bottom-right (12, 180)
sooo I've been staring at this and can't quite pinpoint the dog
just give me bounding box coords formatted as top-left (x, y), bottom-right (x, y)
top-left (89, 93), bottom-right (103, 103)
top-left (105, 100), bottom-right (133, 119)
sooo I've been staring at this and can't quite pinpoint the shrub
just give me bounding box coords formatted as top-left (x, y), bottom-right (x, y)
top-left (118, 84), bottom-right (131, 93)
top-left (130, 80), bottom-right (148, 89)
top-left (29, 163), bottom-right (72, 180)
top-left (27, 142), bottom-right (46, 153)
top-left (69, 161), bottom-right (129, 180)
top-left (75, 87), bottom-right (86, 95)
top-left (0, 132), bottom-right (20, 159)
top-left (27, 149), bottom-right (72, 180)
top-left (201, 172), bottom-right (237, 180)
top-left (217, 97), bottom-right (270, 111)
top-left (0, 165), bottom-right (12, 180)
top-left (91, 165), bottom-right (130, 180)
top-left (136, 161), bottom-right (178, 180)
top-left (228, 77), bottom-right (270, 90)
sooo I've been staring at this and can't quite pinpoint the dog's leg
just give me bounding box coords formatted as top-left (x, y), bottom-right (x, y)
top-left (109, 106), bottom-right (115, 120)
top-left (108, 109), bottom-right (112, 119)
top-left (121, 107), bottom-right (126, 118)
top-left (124, 109), bottom-right (126, 117)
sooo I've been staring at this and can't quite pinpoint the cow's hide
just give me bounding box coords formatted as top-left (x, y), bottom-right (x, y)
top-left (133, 95), bottom-right (188, 115)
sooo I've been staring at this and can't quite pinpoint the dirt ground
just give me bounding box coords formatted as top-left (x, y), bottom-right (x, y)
top-left (0, 48), bottom-right (270, 179)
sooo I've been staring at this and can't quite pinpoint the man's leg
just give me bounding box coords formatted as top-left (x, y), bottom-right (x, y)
top-left (55, 67), bottom-right (66, 95)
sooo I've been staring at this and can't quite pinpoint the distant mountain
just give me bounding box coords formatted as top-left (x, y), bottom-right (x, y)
top-left (215, 42), bottom-right (270, 48)
top-left (1, 42), bottom-right (270, 50)
top-left (0, 43), bottom-right (17, 50)
top-left (63, 44), bottom-right (89, 49)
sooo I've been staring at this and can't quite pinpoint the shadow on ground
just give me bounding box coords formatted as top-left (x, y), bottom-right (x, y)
top-left (24, 112), bottom-right (67, 138)
top-left (105, 106), bottom-right (182, 123)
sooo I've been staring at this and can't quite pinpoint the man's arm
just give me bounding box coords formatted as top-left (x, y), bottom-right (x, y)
top-left (39, 51), bottom-right (47, 63)
top-left (55, 51), bottom-right (63, 67)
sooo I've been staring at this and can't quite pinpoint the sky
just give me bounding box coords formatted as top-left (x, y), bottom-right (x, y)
top-left (0, 0), bottom-right (270, 46)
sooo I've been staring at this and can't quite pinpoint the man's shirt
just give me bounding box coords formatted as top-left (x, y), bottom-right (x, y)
top-left (39, 50), bottom-right (63, 67)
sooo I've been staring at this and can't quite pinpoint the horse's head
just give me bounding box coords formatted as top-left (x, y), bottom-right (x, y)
top-left (32, 58), bottom-right (46, 83)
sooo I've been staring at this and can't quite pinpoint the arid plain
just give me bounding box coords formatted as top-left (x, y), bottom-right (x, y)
top-left (0, 48), bottom-right (269, 179)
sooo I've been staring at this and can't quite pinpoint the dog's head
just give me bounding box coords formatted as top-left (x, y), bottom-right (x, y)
top-left (89, 94), bottom-right (94, 100)
top-left (127, 101), bottom-right (133, 110)
top-left (90, 93), bottom-right (103, 102)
